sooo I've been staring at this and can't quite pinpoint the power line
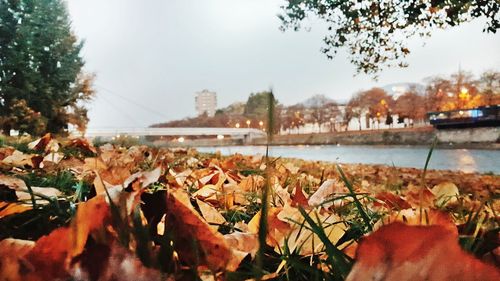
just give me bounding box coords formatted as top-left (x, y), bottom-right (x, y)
top-left (98, 94), bottom-right (142, 127)
top-left (95, 84), bottom-right (171, 121)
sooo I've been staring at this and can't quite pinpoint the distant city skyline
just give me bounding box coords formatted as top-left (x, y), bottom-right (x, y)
top-left (66, 0), bottom-right (500, 128)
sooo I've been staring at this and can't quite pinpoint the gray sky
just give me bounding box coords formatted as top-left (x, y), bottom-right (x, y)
top-left (66, 0), bottom-right (500, 129)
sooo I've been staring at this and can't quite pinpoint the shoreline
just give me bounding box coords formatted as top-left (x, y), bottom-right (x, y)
top-left (153, 126), bottom-right (499, 150)
top-left (192, 142), bottom-right (500, 150)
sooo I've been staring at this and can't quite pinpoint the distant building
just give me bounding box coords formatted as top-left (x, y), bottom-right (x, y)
top-left (195, 90), bottom-right (217, 117)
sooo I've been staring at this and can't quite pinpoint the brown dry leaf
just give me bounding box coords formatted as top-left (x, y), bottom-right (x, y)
top-left (376, 208), bottom-right (458, 238)
top-left (308, 179), bottom-right (345, 208)
top-left (194, 169), bottom-right (218, 186)
top-left (284, 162), bottom-right (300, 174)
top-left (24, 227), bottom-right (73, 280)
top-left (248, 207), bottom-right (292, 247)
top-left (0, 146), bottom-right (15, 161)
top-left (238, 175), bottom-right (264, 192)
top-left (69, 194), bottom-right (111, 259)
top-left (193, 169), bottom-right (226, 201)
top-left (0, 174), bottom-right (27, 190)
top-left (0, 238), bottom-right (36, 281)
top-left (123, 167), bottom-right (162, 190)
top-left (27, 133), bottom-right (53, 151)
top-left (2, 195), bottom-right (112, 281)
top-left (271, 179), bottom-right (291, 207)
top-left (93, 172), bottom-right (107, 195)
top-left (2, 150), bottom-right (35, 168)
top-left (405, 183), bottom-right (435, 208)
top-left (346, 222), bottom-right (500, 281)
top-left (224, 232), bottom-right (259, 271)
top-left (196, 199), bottom-right (226, 231)
top-left (169, 168), bottom-right (192, 187)
top-left (373, 191), bottom-right (411, 210)
top-left (193, 184), bottom-right (218, 200)
top-left (277, 205), bottom-right (347, 255)
top-left (165, 188), bottom-right (232, 271)
top-left (83, 157), bottom-right (107, 172)
top-left (100, 166), bottom-right (132, 186)
top-left (224, 232), bottom-right (258, 257)
top-left (291, 184), bottom-right (309, 207)
top-left (67, 138), bottom-right (97, 154)
top-left (41, 152), bottom-right (64, 165)
top-left (15, 186), bottom-right (62, 201)
top-left (58, 157), bottom-right (85, 173)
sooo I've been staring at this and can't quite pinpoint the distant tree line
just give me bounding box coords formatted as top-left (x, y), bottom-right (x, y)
top-left (154, 69), bottom-right (499, 133)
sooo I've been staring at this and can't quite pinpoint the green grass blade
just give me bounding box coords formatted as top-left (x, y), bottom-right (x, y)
top-left (256, 90), bottom-right (275, 280)
top-left (336, 165), bottom-right (373, 232)
top-left (298, 207), bottom-right (352, 280)
top-left (422, 137), bottom-right (438, 185)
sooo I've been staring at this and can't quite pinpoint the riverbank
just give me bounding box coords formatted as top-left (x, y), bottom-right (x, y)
top-left (156, 126), bottom-right (500, 149)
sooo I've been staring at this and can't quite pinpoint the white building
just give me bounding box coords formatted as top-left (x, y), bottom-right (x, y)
top-left (195, 89), bottom-right (217, 117)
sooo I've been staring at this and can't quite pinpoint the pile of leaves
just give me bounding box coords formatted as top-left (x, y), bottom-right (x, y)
top-left (0, 134), bottom-right (499, 281)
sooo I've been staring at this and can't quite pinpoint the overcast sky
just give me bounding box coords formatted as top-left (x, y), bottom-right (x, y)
top-left (66, 0), bottom-right (500, 129)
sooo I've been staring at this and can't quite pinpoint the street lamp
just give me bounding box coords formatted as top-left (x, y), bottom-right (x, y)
top-left (459, 87), bottom-right (470, 108)
top-left (235, 123), bottom-right (240, 128)
top-left (259, 120), bottom-right (264, 129)
top-left (246, 120), bottom-right (251, 128)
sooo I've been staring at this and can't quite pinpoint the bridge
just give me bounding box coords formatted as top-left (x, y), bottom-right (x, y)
top-left (74, 127), bottom-right (267, 141)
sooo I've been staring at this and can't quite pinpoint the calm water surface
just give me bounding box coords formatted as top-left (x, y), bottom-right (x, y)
top-left (196, 145), bottom-right (500, 174)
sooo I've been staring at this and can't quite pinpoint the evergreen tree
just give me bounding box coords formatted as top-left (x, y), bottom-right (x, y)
top-left (0, 0), bottom-right (94, 136)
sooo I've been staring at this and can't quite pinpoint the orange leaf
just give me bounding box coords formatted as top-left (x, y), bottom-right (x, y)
top-left (347, 223), bottom-right (500, 281)
top-left (19, 195), bottom-right (111, 280)
top-left (405, 183), bottom-right (435, 208)
top-left (0, 201), bottom-right (32, 218)
top-left (378, 208), bottom-right (458, 236)
top-left (165, 188), bottom-right (232, 271)
top-left (25, 227), bottom-right (72, 280)
top-left (28, 133), bottom-right (52, 151)
top-left (68, 138), bottom-right (97, 154)
top-left (248, 207), bottom-right (292, 247)
top-left (374, 191), bottom-right (411, 210)
top-left (0, 239), bottom-right (36, 281)
top-left (69, 195), bottom-right (111, 259)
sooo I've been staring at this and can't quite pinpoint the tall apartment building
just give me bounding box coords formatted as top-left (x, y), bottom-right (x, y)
top-left (195, 89), bottom-right (217, 117)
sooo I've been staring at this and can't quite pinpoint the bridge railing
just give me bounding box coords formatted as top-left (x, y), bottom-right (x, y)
top-left (74, 127), bottom-right (267, 139)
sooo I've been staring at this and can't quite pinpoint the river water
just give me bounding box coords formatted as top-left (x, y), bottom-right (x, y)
top-left (196, 145), bottom-right (500, 174)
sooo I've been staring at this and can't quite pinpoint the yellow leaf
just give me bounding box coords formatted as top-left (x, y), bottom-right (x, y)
top-left (431, 182), bottom-right (459, 206)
